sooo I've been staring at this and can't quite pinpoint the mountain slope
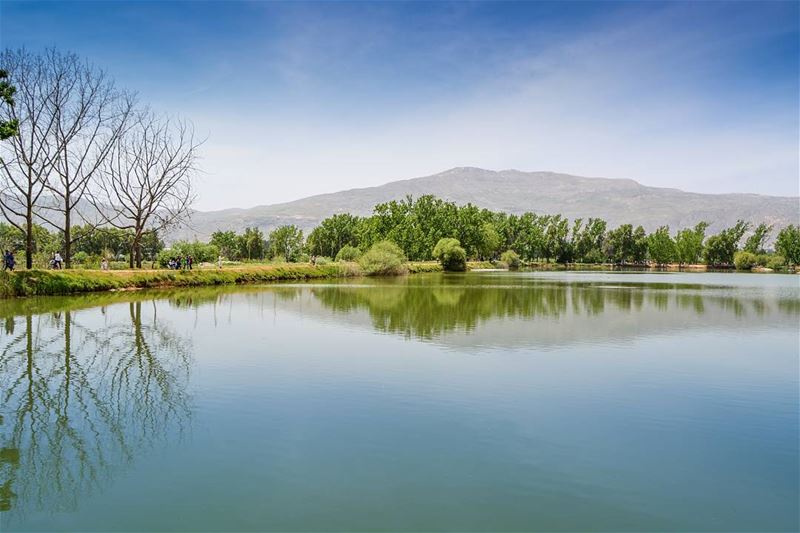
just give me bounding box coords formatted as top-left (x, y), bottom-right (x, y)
top-left (174, 168), bottom-right (799, 242)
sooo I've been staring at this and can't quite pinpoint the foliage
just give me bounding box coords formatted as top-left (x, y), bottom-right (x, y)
top-left (647, 226), bottom-right (676, 265)
top-left (432, 238), bottom-right (467, 272)
top-left (765, 255), bottom-right (786, 270)
top-left (604, 224), bottom-right (647, 264)
top-left (0, 68), bottom-right (18, 140)
top-left (238, 227), bottom-right (266, 260)
top-left (704, 220), bottom-right (749, 266)
top-left (675, 222), bottom-right (708, 265)
top-left (733, 251), bottom-right (758, 271)
top-left (157, 241), bottom-right (219, 267)
top-left (500, 250), bottom-right (521, 270)
top-left (358, 240), bottom-right (408, 275)
top-left (743, 223), bottom-right (772, 254)
top-left (0, 263), bottom-right (360, 298)
top-left (775, 225), bottom-right (800, 266)
top-left (335, 244), bottom-right (362, 262)
top-left (305, 213), bottom-right (361, 258)
top-left (210, 230), bottom-right (239, 259)
top-left (477, 223), bottom-right (501, 260)
top-left (268, 225), bottom-right (303, 262)
top-left (571, 218), bottom-right (606, 263)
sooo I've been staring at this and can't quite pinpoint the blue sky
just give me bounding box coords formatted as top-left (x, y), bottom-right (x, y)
top-left (1, 1), bottom-right (797, 210)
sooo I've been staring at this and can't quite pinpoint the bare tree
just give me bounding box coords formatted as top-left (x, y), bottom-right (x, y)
top-left (0, 49), bottom-right (59, 268)
top-left (94, 110), bottom-right (198, 268)
top-left (37, 50), bottom-right (134, 268)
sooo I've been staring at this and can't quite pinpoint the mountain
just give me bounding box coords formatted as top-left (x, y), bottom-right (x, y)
top-left (172, 167), bottom-right (799, 242)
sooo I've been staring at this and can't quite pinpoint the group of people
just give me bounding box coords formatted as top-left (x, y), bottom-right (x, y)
top-left (167, 256), bottom-right (194, 270)
top-left (49, 252), bottom-right (64, 269)
top-left (2, 250), bottom-right (15, 271)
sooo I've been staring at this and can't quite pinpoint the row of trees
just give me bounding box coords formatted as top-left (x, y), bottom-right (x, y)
top-left (189, 195), bottom-right (798, 269)
top-left (299, 195), bottom-right (799, 267)
top-left (0, 48), bottom-right (198, 268)
top-left (0, 221), bottom-right (164, 266)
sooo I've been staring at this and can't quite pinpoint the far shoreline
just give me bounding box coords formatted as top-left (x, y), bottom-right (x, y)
top-left (0, 261), bottom-right (795, 300)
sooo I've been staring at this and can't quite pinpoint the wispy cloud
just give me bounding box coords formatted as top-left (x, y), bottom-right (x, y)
top-left (2, 1), bottom-right (797, 209)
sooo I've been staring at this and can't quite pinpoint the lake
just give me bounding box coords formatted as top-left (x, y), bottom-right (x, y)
top-left (1, 272), bottom-right (798, 531)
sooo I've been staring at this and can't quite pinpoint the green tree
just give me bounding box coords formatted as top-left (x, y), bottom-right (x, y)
top-left (572, 218), bottom-right (607, 263)
top-left (500, 250), bottom-right (521, 270)
top-left (675, 222), bottom-right (709, 266)
top-left (268, 225), bottom-right (304, 261)
top-left (305, 213), bottom-right (361, 258)
top-left (704, 221), bottom-right (749, 266)
top-left (158, 241), bottom-right (218, 266)
top-left (743, 223), bottom-right (772, 254)
top-left (358, 240), bottom-right (407, 275)
top-left (238, 227), bottom-right (265, 260)
top-left (775, 225), bottom-right (800, 266)
top-left (335, 244), bottom-right (361, 262)
top-left (647, 226), bottom-right (676, 265)
top-left (432, 238), bottom-right (467, 271)
top-left (0, 68), bottom-right (18, 140)
top-left (210, 230), bottom-right (239, 259)
top-left (733, 251), bottom-right (758, 271)
top-left (477, 222), bottom-right (501, 260)
top-left (604, 224), bottom-right (636, 264)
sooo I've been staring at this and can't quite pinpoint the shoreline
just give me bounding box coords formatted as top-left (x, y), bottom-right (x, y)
top-left (0, 261), bottom-right (792, 300)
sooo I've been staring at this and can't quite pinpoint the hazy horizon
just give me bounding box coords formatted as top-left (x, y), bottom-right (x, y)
top-left (1, 1), bottom-right (798, 211)
top-left (190, 166), bottom-right (800, 213)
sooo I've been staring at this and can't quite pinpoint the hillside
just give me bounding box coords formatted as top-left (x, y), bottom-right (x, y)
top-left (173, 168), bottom-right (798, 241)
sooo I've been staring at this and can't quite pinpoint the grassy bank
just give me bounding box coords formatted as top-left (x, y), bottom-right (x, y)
top-left (0, 263), bottom-right (363, 298)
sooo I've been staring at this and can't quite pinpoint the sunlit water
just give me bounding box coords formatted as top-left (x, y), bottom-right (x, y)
top-left (0, 272), bottom-right (798, 531)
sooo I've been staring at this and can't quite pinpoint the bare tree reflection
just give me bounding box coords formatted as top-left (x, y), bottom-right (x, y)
top-left (0, 300), bottom-right (191, 517)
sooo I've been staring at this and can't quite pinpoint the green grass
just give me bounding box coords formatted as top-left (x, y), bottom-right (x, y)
top-left (0, 263), bottom-right (361, 299)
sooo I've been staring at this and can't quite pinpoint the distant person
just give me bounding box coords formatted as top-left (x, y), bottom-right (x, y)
top-left (101, 257), bottom-right (109, 271)
top-left (53, 252), bottom-right (63, 269)
top-left (217, 255), bottom-right (223, 269)
top-left (3, 250), bottom-right (14, 271)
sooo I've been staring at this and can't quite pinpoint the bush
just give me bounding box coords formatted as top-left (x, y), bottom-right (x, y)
top-left (158, 241), bottom-right (219, 267)
top-left (359, 240), bottom-right (408, 275)
top-left (335, 244), bottom-right (362, 262)
top-left (432, 238), bottom-right (467, 272)
top-left (766, 255), bottom-right (786, 270)
top-left (500, 250), bottom-right (521, 270)
top-left (733, 251), bottom-right (758, 271)
top-left (314, 256), bottom-right (332, 266)
top-left (72, 251), bottom-right (90, 265)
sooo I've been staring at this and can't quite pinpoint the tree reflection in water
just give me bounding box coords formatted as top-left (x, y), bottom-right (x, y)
top-left (309, 277), bottom-right (797, 341)
top-left (0, 301), bottom-right (191, 516)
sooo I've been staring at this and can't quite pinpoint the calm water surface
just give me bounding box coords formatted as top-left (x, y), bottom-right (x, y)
top-left (0, 272), bottom-right (798, 531)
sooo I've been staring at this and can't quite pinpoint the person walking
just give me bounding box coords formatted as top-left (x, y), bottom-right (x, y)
top-left (101, 257), bottom-right (109, 271)
top-left (3, 250), bottom-right (15, 272)
top-left (217, 255), bottom-right (223, 269)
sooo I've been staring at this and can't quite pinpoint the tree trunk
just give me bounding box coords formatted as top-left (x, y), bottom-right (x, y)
top-left (25, 207), bottom-right (33, 269)
top-left (64, 208), bottom-right (71, 269)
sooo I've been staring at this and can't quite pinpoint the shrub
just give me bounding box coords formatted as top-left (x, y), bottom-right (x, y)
top-left (158, 241), bottom-right (219, 267)
top-left (500, 250), bottom-right (521, 270)
top-left (432, 238), bottom-right (467, 272)
top-left (72, 251), bottom-right (90, 265)
top-left (766, 255), bottom-right (786, 270)
top-left (335, 244), bottom-right (362, 262)
top-left (733, 251), bottom-right (758, 271)
top-left (314, 256), bottom-right (332, 266)
top-left (359, 240), bottom-right (408, 275)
